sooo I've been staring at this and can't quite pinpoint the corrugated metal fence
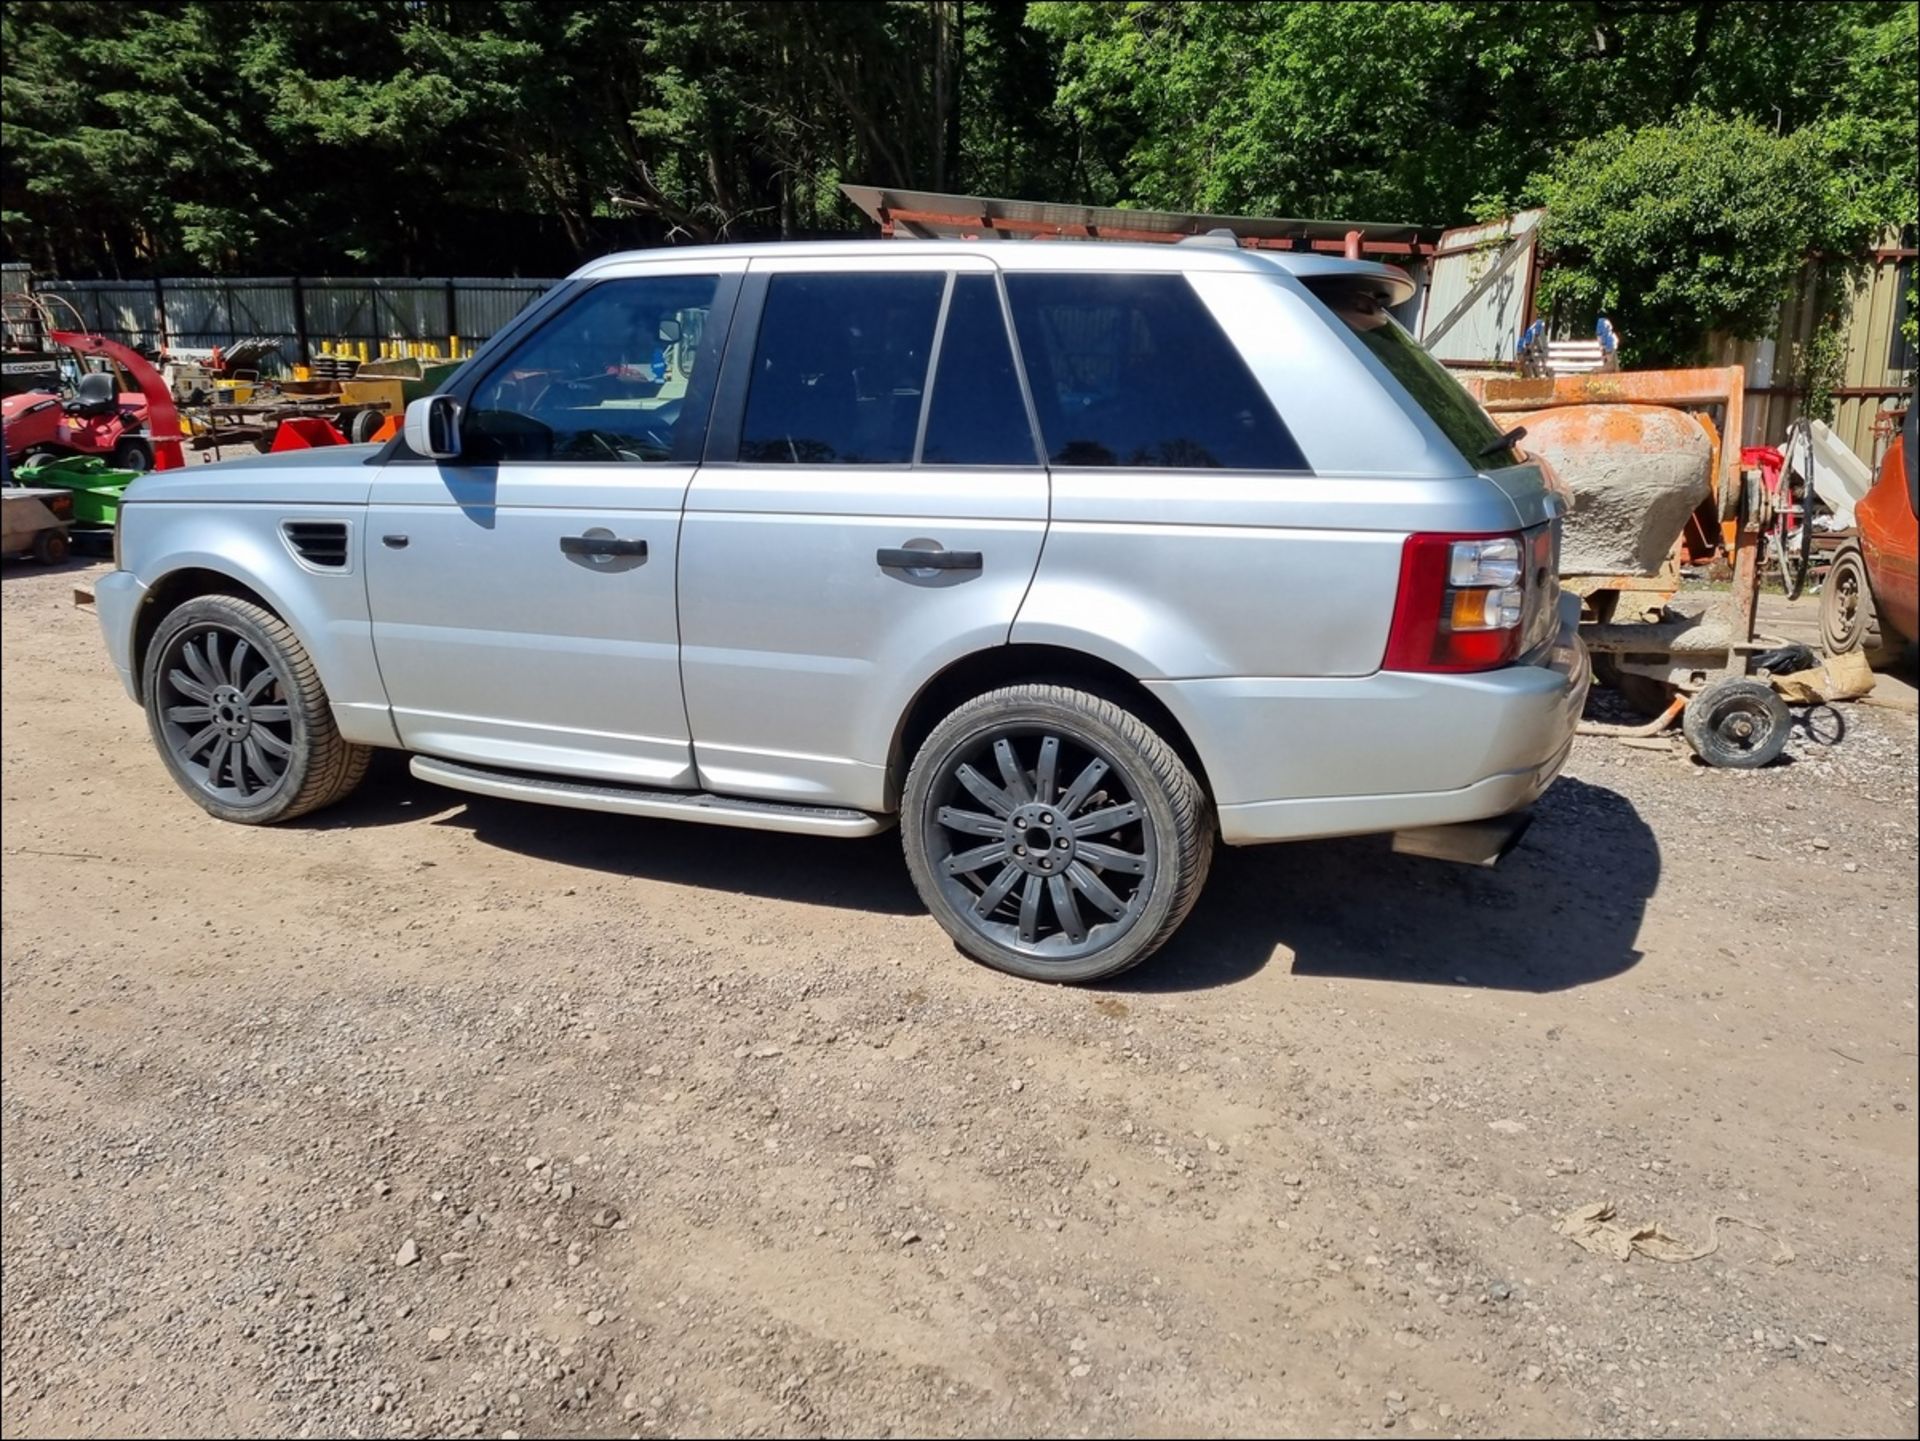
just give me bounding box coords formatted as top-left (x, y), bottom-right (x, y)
top-left (1710, 236), bottom-right (1915, 468)
top-left (24, 275), bottom-right (557, 364)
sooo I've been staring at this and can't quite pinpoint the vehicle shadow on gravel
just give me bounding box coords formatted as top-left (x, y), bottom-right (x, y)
top-left (300, 758), bottom-right (1655, 984)
top-left (1116, 776), bottom-right (1657, 994)
top-left (298, 753), bottom-right (926, 912)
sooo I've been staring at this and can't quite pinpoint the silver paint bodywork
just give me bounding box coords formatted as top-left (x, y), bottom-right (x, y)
top-left (97, 239), bottom-right (1586, 843)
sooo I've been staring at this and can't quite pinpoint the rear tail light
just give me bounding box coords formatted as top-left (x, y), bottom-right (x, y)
top-left (1384, 527), bottom-right (1558, 673)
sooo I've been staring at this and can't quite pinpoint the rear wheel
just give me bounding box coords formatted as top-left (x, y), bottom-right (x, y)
top-left (902, 685), bottom-right (1213, 984)
top-left (110, 437), bottom-right (153, 473)
top-left (1819, 544), bottom-right (1893, 660)
top-left (142, 594), bottom-right (370, 823)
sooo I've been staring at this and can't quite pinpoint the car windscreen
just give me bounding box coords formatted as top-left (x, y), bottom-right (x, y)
top-left (1313, 283), bottom-right (1520, 469)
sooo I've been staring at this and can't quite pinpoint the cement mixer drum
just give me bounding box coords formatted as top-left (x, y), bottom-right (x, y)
top-left (1521, 404), bottom-right (1713, 577)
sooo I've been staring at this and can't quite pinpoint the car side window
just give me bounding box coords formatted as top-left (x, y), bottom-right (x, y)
top-left (1004, 273), bottom-right (1307, 470)
top-left (463, 275), bottom-right (719, 464)
top-left (739, 273), bottom-right (944, 464)
top-left (919, 274), bottom-right (1037, 467)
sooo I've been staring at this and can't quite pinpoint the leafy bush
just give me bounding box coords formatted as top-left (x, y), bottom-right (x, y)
top-left (1531, 112), bottom-right (1882, 368)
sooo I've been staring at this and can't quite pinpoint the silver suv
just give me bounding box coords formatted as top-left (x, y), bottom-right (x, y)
top-left (93, 240), bottom-right (1588, 982)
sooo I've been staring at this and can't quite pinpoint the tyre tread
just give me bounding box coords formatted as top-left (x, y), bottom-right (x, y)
top-left (146, 595), bottom-right (370, 822)
top-left (902, 683), bottom-right (1212, 982)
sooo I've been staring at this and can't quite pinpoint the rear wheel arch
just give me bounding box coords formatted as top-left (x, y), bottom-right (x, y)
top-left (887, 644), bottom-right (1215, 811)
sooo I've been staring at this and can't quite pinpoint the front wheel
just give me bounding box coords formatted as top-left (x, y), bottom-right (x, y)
top-left (902, 685), bottom-right (1213, 983)
top-left (142, 594), bottom-right (370, 823)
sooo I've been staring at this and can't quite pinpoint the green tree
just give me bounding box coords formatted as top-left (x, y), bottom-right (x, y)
top-left (1529, 111), bottom-right (1868, 367)
top-left (2, 0), bottom-right (1914, 287)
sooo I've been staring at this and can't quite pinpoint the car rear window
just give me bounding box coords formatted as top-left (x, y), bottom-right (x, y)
top-left (1005, 273), bottom-right (1307, 470)
top-left (1316, 284), bottom-right (1520, 469)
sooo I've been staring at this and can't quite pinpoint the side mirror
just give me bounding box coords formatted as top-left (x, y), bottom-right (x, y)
top-left (404, 394), bottom-right (462, 460)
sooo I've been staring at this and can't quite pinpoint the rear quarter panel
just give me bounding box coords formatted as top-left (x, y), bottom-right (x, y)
top-left (1012, 272), bottom-right (1535, 681)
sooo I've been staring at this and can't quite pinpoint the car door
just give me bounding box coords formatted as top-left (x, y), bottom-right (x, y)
top-left (678, 256), bottom-right (1049, 811)
top-left (366, 262), bottom-right (741, 786)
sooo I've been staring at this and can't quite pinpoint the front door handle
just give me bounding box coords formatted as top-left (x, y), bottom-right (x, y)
top-left (877, 547), bottom-right (982, 571)
top-left (560, 534), bottom-right (648, 559)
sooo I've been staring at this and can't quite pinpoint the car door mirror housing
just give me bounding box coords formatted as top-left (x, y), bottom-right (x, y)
top-left (404, 395), bottom-right (463, 460)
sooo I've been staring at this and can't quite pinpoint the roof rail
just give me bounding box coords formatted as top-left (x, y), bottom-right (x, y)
top-left (1177, 229), bottom-right (1242, 249)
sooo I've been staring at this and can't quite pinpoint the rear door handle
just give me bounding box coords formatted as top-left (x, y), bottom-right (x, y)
top-left (560, 534), bottom-right (648, 559)
top-left (877, 547), bottom-right (982, 571)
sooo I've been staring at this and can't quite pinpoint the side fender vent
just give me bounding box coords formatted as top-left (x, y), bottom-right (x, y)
top-left (281, 520), bottom-right (350, 570)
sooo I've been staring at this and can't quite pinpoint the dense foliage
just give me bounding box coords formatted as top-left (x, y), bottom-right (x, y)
top-left (2, 1), bottom-right (1913, 364)
top-left (1531, 112), bottom-right (1869, 366)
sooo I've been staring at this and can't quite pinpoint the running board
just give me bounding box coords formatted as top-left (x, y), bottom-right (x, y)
top-left (409, 756), bottom-right (892, 838)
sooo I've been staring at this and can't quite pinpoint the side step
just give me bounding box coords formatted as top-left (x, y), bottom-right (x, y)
top-left (1391, 809), bottom-right (1533, 868)
top-left (409, 756), bottom-right (893, 838)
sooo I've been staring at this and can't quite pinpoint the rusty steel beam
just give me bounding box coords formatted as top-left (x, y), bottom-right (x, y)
top-left (874, 207), bottom-right (1433, 257)
top-left (1746, 384), bottom-right (1915, 400)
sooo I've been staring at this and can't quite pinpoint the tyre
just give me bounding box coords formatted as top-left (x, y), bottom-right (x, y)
top-left (1819, 544), bottom-right (1894, 661)
top-left (110, 437), bottom-right (153, 473)
top-left (902, 684), bottom-right (1213, 983)
top-left (31, 528), bottom-right (69, 564)
top-left (1681, 676), bottom-right (1792, 769)
top-left (349, 408), bottom-right (382, 444)
top-left (142, 594), bottom-right (371, 823)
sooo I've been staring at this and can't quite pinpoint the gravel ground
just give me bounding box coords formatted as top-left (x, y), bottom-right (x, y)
top-left (3, 557), bottom-right (1916, 1439)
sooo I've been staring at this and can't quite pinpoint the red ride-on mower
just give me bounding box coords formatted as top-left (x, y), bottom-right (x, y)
top-left (1, 331), bottom-right (184, 474)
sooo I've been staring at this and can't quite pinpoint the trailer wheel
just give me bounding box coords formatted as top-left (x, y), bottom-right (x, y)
top-left (348, 409), bottom-right (383, 444)
top-left (31, 529), bottom-right (69, 564)
top-left (1682, 677), bottom-right (1791, 769)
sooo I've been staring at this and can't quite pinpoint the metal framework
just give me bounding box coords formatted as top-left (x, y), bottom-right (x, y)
top-left (840, 185), bottom-right (1439, 260)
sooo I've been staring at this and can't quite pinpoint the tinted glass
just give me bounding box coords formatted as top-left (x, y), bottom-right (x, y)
top-left (1005, 273), bottom-right (1305, 469)
top-left (464, 275), bottom-right (718, 463)
top-left (920, 275), bottom-right (1036, 466)
top-left (740, 273), bottom-right (944, 464)
top-left (1319, 284), bottom-right (1519, 467)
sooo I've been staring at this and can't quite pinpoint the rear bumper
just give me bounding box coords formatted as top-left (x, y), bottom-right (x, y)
top-left (93, 568), bottom-right (145, 701)
top-left (1153, 593), bottom-right (1589, 846)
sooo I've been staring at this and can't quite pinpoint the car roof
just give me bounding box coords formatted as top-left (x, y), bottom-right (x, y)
top-left (573, 239), bottom-right (1415, 305)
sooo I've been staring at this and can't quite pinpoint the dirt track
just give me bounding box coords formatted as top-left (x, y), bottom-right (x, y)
top-left (3, 557), bottom-right (1917, 1438)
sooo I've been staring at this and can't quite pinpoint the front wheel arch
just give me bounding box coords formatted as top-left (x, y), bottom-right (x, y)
top-left (131, 568), bottom-right (280, 703)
